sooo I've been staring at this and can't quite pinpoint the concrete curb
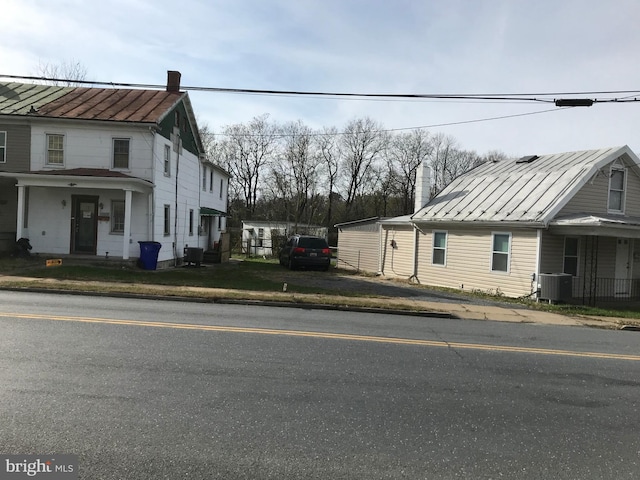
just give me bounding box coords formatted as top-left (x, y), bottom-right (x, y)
top-left (0, 285), bottom-right (456, 320)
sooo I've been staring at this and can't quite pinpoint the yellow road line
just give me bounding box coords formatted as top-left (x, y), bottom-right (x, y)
top-left (1, 311), bottom-right (639, 361)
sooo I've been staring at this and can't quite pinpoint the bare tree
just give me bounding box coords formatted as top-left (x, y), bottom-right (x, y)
top-left (315, 126), bottom-right (341, 228)
top-left (339, 117), bottom-right (388, 215)
top-left (386, 129), bottom-right (433, 213)
top-left (219, 114), bottom-right (279, 217)
top-left (35, 59), bottom-right (88, 86)
top-left (266, 120), bottom-right (321, 226)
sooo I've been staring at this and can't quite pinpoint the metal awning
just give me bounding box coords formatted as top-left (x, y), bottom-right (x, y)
top-left (200, 207), bottom-right (227, 216)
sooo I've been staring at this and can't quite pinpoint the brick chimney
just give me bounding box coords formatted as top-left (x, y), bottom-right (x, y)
top-left (166, 70), bottom-right (181, 92)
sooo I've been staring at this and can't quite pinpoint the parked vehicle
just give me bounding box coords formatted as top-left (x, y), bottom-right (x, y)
top-left (279, 235), bottom-right (331, 271)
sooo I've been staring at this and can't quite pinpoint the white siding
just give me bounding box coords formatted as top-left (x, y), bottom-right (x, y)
top-left (30, 123), bottom-right (154, 181)
top-left (416, 227), bottom-right (538, 297)
top-left (25, 187), bottom-right (148, 257)
top-left (380, 225), bottom-right (414, 278)
top-left (337, 229), bottom-right (380, 273)
top-left (152, 133), bottom-right (202, 263)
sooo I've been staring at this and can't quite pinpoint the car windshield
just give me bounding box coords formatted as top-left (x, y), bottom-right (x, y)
top-left (298, 238), bottom-right (327, 249)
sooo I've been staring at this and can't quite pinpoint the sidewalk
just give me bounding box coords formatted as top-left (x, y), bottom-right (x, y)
top-left (0, 274), bottom-right (627, 330)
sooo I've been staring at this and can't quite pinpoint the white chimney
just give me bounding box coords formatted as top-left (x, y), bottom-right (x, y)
top-left (414, 162), bottom-right (431, 213)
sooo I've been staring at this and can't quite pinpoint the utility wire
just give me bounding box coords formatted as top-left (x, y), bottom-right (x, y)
top-left (2, 73), bottom-right (640, 104)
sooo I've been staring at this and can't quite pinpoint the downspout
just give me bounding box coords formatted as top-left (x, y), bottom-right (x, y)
top-left (534, 229), bottom-right (542, 298)
top-left (410, 221), bottom-right (426, 284)
top-left (149, 127), bottom-right (156, 241)
top-left (377, 222), bottom-right (383, 275)
top-left (174, 138), bottom-right (180, 266)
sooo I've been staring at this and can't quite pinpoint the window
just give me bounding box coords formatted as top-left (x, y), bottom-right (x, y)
top-left (218, 216), bottom-right (222, 231)
top-left (432, 231), bottom-right (447, 265)
top-left (202, 167), bottom-right (207, 191)
top-left (563, 237), bottom-right (579, 276)
top-left (189, 209), bottom-right (194, 236)
top-left (113, 138), bottom-right (130, 169)
top-left (491, 233), bottom-right (511, 272)
top-left (219, 179), bottom-right (224, 199)
top-left (209, 171), bottom-right (213, 192)
top-left (608, 166), bottom-right (625, 212)
top-left (164, 205), bottom-right (171, 235)
top-left (164, 145), bottom-right (171, 176)
top-left (111, 200), bottom-right (125, 234)
top-left (257, 228), bottom-right (264, 247)
top-left (0, 131), bottom-right (6, 163)
top-left (46, 134), bottom-right (64, 165)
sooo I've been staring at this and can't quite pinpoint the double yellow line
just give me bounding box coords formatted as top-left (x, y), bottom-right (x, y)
top-left (1, 311), bottom-right (639, 361)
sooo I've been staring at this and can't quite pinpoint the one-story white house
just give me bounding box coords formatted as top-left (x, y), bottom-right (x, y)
top-left (337, 146), bottom-right (640, 303)
top-left (241, 220), bottom-right (327, 257)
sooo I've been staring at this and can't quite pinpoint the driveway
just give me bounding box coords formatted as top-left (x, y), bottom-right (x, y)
top-left (272, 267), bottom-right (524, 307)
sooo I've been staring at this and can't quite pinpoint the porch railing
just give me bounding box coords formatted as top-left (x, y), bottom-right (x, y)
top-left (571, 276), bottom-right (640, 303)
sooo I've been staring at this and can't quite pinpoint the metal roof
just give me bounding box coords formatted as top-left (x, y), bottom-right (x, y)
top-left (0, 82), bottom-right (184, 123)
top-left (412, 146), bottom-right (640, 227)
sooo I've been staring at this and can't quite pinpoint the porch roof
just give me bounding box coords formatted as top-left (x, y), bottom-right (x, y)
top-left (0, 169), bottom-right (153, 193)
top-left (548, 213), bottom-right (640, 238)
top-left (200, 207), bottom-right (227, 216)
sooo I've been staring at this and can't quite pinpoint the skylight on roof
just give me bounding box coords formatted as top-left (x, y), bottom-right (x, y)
top-left (516, 155), bottom-right (539, 164)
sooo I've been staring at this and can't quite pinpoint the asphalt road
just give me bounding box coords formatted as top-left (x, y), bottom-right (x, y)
top-left (0, 291), bottom-right (639, 479)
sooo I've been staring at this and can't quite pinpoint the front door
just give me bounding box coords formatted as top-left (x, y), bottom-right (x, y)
top-left (71, 196), bottom-right (98, 254)
top-left (614, 238), bottom-right (632, 296)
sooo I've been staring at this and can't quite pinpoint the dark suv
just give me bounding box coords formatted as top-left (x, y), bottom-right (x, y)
top-left (279, 235), bottom-right (331, 271)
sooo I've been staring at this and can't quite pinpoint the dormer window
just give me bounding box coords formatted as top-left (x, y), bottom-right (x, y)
top-left (608, 165), bottom-right (626, 213)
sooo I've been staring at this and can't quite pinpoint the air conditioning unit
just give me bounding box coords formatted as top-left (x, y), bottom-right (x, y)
top-left (183, 247), bottom-right (204, 267)
top-left (539, 273), bottom-right (573, 303)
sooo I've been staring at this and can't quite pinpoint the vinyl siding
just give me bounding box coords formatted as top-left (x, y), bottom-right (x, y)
top-left (337, 229), bottom-right (380, 273)
top-left (560, 159), bottom-right (640, 216)
top-left (0, 123), bottom-right (30, 172)
top-left (416, 227), bottom-right (538, 297)
top-left (380, 225), bottom-right (414, 278)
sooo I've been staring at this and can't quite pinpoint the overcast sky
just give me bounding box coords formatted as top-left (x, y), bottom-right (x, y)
top-left (2, 0), bottom-right (640, 157)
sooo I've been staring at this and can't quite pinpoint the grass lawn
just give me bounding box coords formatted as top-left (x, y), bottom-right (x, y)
top-left (0, 255), bottom-right (343, 295)
top-left (1, 255), bottom-right (639, 321)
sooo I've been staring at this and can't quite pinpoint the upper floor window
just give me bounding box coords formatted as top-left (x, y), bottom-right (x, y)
top-left (46, 134), bottom-right (64, 165)
top-left (164, 145), bottom-right (171, 176)
top-left (111, 200), bottom-right (125, 234)
top-left (202, 167), bottom-right (207, 191)
top-left (0, 131), bottom-right (6, 163)
top-left (563, 237), bottom-right (579, 276)
top-left (209, 171), bottom-right (214, 192)
top-left (491, 233), bottom-right (511, 273)
top-left (432, 231), bottom-right (447, 266)
top-left (113, 138), bottom-right (130, 169)
top-left (219, 178), bottom-right (224, 199)
top-left (608, 166), bottom-right (626, 212)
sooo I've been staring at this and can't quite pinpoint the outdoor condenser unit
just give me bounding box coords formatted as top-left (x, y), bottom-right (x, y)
top-left (538, 273), bottom-right (572, 302)
top-left (184, 247), bottom-right (204, 266)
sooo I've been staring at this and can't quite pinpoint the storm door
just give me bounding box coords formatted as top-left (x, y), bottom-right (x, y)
top-left (614, 238), bottom-right (632, 297)
top-left (71, 195), bottom-right (98, 254)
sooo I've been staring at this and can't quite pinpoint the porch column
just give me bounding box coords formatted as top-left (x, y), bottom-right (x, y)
top-left (15, 184), bottom-right (25, 240)
top-left (123, 189), bottom-right (133, 260)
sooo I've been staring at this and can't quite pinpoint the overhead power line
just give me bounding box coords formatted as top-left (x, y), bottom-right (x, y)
top-left (2, 74), bottom-right (640, 105)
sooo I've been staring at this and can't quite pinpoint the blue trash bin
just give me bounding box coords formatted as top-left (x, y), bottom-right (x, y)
top-left (138, 241), bottom-right (162, 270)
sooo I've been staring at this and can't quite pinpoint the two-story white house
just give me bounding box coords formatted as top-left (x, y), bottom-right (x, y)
top-left (0, 71), bottom-right (229, 267)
